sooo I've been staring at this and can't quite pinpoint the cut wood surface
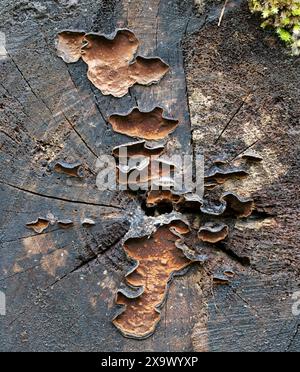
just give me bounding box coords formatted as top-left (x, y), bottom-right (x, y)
top-left (0, 0), bottom-right (299, 352)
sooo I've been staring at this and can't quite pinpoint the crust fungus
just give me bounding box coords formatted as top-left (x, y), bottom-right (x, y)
top-left (112, 141), bottom-right (165, 159)
top-left (146, 190), bottom-right (182, 208)
top-left (56, 30), bottom-right (85, 63)
top-left (81, 218), bottom-right (96, 227)
top-left (198, 223), bottom-right (229, 243)
top-left (200, 201), bottom-right (226, 216)
top-left (113, 220), bottom-right (206, 339)
top-left (221, 192), bottom-right (255, 218)
top-left (56, 29), bottom-right (169, 97)
top-left (54, 161), bottom-right (84, 178)
top-left (201, 193), bottom-right (254, 218)
top-left (26, 218), bottom-right (50, 234)
top-left (145, 191), bottom-right (204, 213)
top-left (118, 158), bottom-right (151, 175)
top-left (117, 158), bottom-right (176, 189)
top-left (128, 56), bottom-right (169, 86)
top-left (213, 269), bottom-right (235, 285)
top-left (177, 193), bottom-right (203, 211)
top-left (57, 219), bottom-right (74, 229)
top-left (108, 107), bottom-right (179, 140)
top-left (241, 151), bottom-right (263, 162)
top-left (213, 274), bottom-right (230, 285)
top-left (205, 166), bottom-right (249, 185)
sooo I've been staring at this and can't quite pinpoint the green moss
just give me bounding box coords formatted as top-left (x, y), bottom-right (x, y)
top-left (249, 0), bottom-right (300, 55)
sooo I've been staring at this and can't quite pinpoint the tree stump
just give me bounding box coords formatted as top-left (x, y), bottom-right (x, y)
top-left (0, 0), bottom-right (299, 352)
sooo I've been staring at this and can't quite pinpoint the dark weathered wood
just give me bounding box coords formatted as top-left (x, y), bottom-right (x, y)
top-left (0, 0), bottom-right (299, 352)
top-left (184, 1), bottom-right (300, 352)
top-left (0, 0), bottom-right (200, 352)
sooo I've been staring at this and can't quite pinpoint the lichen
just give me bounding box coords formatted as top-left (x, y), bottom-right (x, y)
top-left (249, 0), bottom-right (300, 55)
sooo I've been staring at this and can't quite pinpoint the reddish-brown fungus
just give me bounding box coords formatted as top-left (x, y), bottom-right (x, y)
top-left (129, 56), bottom-right (170, 85)
top-left (198, 223), bottom-right (229, 243)
top-left (57, 29), bottom-right (169, 97)
top-left (56, 30), bottom-right (85, 63)
top-left (109, 107), bottom-right (179, 140)
top-left (81, 30), bottom-right (139, 97)
top-left (113, 221), bottom-right (193, 339)
top-left (205, 167), bottom-right (249, 185)
top-left (221, 192), bottom-right (255, 218)
top-left (146, 190), bottom-right (182, 208)
top-left (26, 218), bottom-right (50, 234)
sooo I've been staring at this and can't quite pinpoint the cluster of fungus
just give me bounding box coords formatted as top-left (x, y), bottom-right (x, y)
top-left (54, 27), bottom-right (260, 340)
top-left (26, 215), bottom-right (95, 233)
top-left (56, 29), bottom-right (170, 97)
top-left (113, 218), bottom-right (208, 339)
top-left (112, 154), bottom-right (258, 338)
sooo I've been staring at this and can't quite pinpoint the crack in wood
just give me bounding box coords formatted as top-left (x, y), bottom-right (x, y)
top-left (0, 181), bottom-right (124, 210)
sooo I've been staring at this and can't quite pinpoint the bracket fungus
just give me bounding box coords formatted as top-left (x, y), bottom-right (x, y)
top-left (221, 192), bottom-right (255, 218)
top-left (57, 219), bottom-right (74, 229)
top-left (213, 269), bottom-right (235, 285)
top-left (201, 192), bottom-right (255, 219)
top-left (108, 107), bottom-right (179, 140)
top-left (117, 158), bottom-right (177, 190)
top-left (113, 219), bottom-right (207, 339)
top-left (56, 30), bottom-right (85, 63)
top-left (128, 56), bottom-right (169, 86)
top-left (241, 151), bottom-right (263, 163)
top-left (146, 190), bottom-right (182, 208)
top-left (56, 29), bottom-right (169, 97)
top-left (112, 141), bottom-right (165, 159)
top-left (146, 190), bottom-right (205, 213)
top-left (81, 218), bottom-right (96, 227)
top-left (198, 223), bottom-right (229, 243)
top-left (54, 161), bottom-right (84, 178)
top-left (205, 166), bottom-right (249, 185)
top-left (176, 193), bottom-right (203, 211)
top-left (112, 143), bottom-right (256, 338)
top-left (26, 218), bottom-right (50, 234)
top-left (213, 274), bottom-right (230, 285)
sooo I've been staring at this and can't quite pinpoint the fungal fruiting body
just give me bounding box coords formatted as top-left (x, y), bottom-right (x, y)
top-left (56, 31), bottom-right (85, 63)
top-left (112, 141), bottom-right (165, 160)
top-left (146, 190), bottom-right (182, 208)
top-left (108, 107), bottom-right (179, 140)
top-left (56, 29), bottom-right (169, 97)
top-left (26, 218), bottom-right (50, 234)
top-left (54, 161), bottom-right (84, 178)
top-left (198, 223), bottom-right (229, 243)
top-left (113, 220), bottom-right (203, 339)
top-left (221, 192), bottom-right (255, 218)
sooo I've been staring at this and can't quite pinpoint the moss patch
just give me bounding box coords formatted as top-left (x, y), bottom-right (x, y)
top-left (249, 0), bottom-right (300, 55)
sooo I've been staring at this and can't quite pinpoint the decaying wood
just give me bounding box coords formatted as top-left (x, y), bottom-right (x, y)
top-left (184, 0), bottom-right (300, 352)
top-left (0, 0), bottom-right (299, 352)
